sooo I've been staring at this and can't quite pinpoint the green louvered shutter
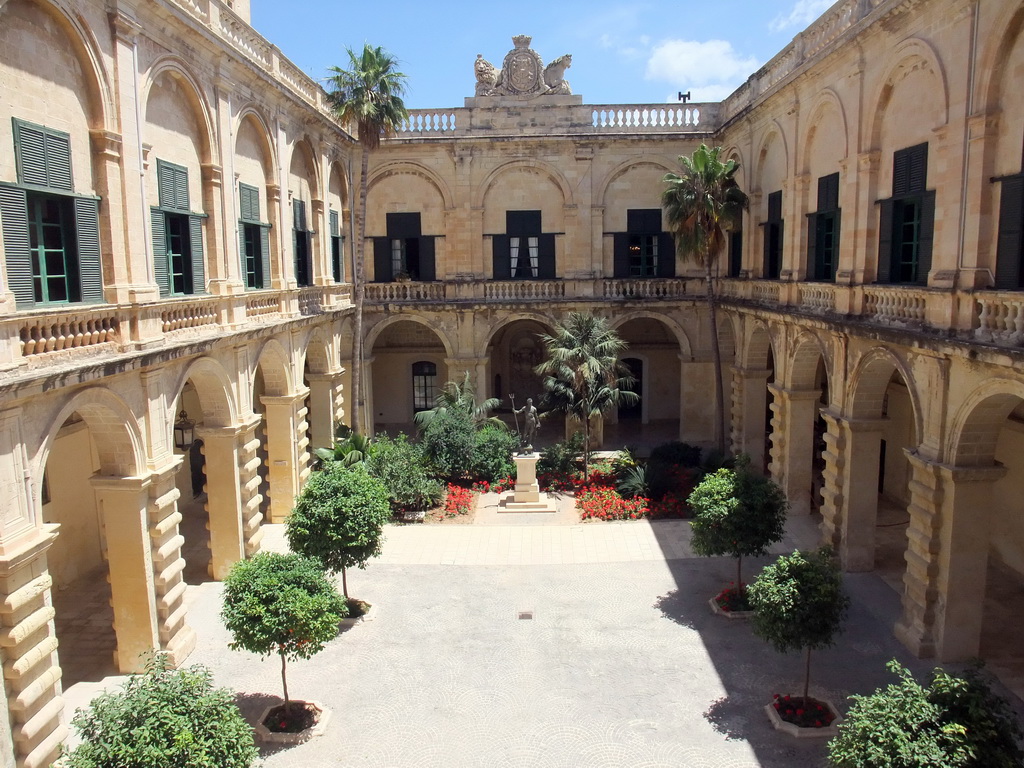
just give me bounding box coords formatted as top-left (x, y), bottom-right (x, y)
top-left (74, 197), bottom-right (103, 303)
top-left (329, 209), bottom-right (339, 237)
top-left (239, 225), bottom-right (249, 286)
top-left (419, 236), bottom-right (436, 281)
top-left (14, 120), bottom-right (74, 191)
top-left (876, 200), bottom-right (894, 284)
top-left (259, 226), bottom-right (272, 289)
top-left (613, 233), bottom-right (629, 278)
top-left (806, 214), bottom-right (818, 279)
top-left (174, 166), bottom-right (189, 211)
top-left (157, 160), bottom-right (189, 211)
top-left (832, 210), bottom-right (842, 281)
top-left (240, 183), bottom-right (259, 221)
top-left (492, 235), bottom-right (510, 279)
top-left (373, 237), bottom-right (391, 282)
top-left (151, 208), bottom-right (170, 297)
top-left (0, 186), bottom-right (34, 308)
top-left (995, 175), bottom-right (1024, 289)
top-left (657, 232), bottom-right (675, 277)
top-left (537, 233), bottom-right (556, 279)
top-left (330, 210), bottom-right (342, 282)
top-left (189, 215), bottom-right (205, 293)
top-left (916, 190), bottom-right (936, 286)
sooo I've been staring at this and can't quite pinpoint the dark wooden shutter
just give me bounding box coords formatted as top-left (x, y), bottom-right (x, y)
top-left (259, 225), bottom-right (272, 289)
top-left (419, 236), bottom-right (436, 281)
top-left (768, 191), bottom-right (782, 221)
top-left (818, 173), bottom-right (839, 211)
top-left (657, 232), bottom-right (675, 277)
top-left (613, 233), bottom-right (629, 278)
top-left (74, 197), bottom-right (103, 303)
top-left (507, 210), bottom-right (541, 236)
top-left (893, 149), bottom-right (910, 197)
top-left (876, 199), bottom-right (894, 284)
top-left (239, 183), bottom-right (259, 221)
top-left (239, 225), bottom-right (248, 286)
top-left (777, 220), bottom-right (785, 278)
top-left (491, 235), bottom-right (509, 279)
top-left (188, 215), bottom-right (205, 294)
top-left (173, 165), bottom-right (189, 210)
top-left (0, 186), bottom-right (34, 308)
top-left (538, 233), bottom-right (556, 279)
top-left (728, 230), bottom-right (743, 277)
top-left (908, 144), bottom-right (928, 194)
top-left (373, 237), bottom-right (391, 282)
top-left (807, 214), bottom-right (818, 280)
top-left (627, 209), bottom-right (661, 234)
top-left (386, 212), bottom-right (421, 239)
top-left (916, 190), bottom-right (936, 286)
top-left (995, 175), bottom-right (1024, 289)
top-left (151, 208), bottom-right (170, 297)
top-left (302, 231), bottom-right (313, 286)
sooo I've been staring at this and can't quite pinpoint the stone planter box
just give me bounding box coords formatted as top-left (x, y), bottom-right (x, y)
top-left (708, 596), bottom-right (755, 620)
top-left (255, 700), bottom-right (330, 744)
top-left (764, 698), bottom-right (843, 739)
top-left (401, 509), bottom-right (426, 522)
top-left (339, 601), bottom-right (376, 628)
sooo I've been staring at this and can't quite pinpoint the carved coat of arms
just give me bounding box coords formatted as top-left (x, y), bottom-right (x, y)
top-left (474, 36), bottom-right (572, 98)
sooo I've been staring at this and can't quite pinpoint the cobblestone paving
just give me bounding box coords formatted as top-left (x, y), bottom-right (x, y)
top-left (175, 518), bottom-right (974, 768)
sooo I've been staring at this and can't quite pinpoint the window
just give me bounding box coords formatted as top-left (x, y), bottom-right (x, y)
top-left (762, 190), bottom-right (783, 279)
top-left (151, 159), bottom-right (205, 296)
top-left (877, 143), bottom-right (934, 286)
top-left (807, 173), bottom-right (841, 282)
top-left (412, 361), bottom-right (437, 412)
top-left (994, 171), bottom-right (1024, 289)
top-left (329, 209), bottom-right (344, 282)
top-left (293, 199), bottom-right (312, 287)
top-left (492, 211), bottom-right (556, 279)
top-left (728, 228), bottom-right (743, 278)
top-left (372, 212), bottom-right (435, 282)
top-left (613, 209), bottom-right (674, 279)
top-left (238, 183), bottom-right (270, 290)
top-left (0, 119), bottom-right (103, 308)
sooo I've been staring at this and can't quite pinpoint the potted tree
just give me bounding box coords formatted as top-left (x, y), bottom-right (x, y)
top-left (221, 552), bottom-right (346, 741)
top-left (748, 547), bottom-right (849, 737)
top-left (688, 460), bottom-right (788, 617)
top-left (287, 463), bottom-right (391, 618)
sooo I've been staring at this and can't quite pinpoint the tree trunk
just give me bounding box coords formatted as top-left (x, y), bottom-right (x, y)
top-left (280, 651), bottom-right (290, 715)
top-left (736, 554), bottom-right (743, 591)
top-left (341, 566), bottom-right (349, 599)
top-left (351, 147), bottom-right (370, 435)
top-left (706, 259), bottom-right (726, 455)
top-left (803, 646), bottom-right (812, 706)
top-left (583, 417), bottom-right (591, 482)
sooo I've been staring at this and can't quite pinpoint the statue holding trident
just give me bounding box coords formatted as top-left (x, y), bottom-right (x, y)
top-left (510, 394), bottom-right (540, 453)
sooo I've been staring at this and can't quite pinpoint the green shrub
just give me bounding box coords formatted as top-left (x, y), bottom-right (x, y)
top-left (537, 432), bottom-right (584, 479)
top-left (366, 433), bottom-right (442, 511)
top-left (616, 463), bottom-right (650, 499)
top-left (828, 660), bottom-right (1024, 768)
top-left (222, 552), bottom-right (345, 712)
top-left (649, 440), bottom-right (703, 469)
top-left (472, 424), bottom-right (518, 482)
top-left (421, 407), bottom-right (475, 479)
top-left (63, 655), bottom-right (257, 768)
top-left (287, 464), bottom-right (391, 596)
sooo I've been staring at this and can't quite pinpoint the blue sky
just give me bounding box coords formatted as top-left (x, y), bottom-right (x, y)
top-left (248, 0), bottom-right (836, 108)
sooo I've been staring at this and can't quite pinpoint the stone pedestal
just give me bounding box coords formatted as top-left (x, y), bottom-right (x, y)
top-left (500, 453), bottom-right (556, 513)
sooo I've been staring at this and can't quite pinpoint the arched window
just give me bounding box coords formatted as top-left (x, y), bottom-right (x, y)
top-left (412, 361), bottom-right (437, 412)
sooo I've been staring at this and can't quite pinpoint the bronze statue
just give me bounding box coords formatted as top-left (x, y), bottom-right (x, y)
top-left (512, 396), bottom-right (540, 453)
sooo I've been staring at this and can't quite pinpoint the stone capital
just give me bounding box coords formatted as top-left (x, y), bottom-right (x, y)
top-left (260, 389), bottom-right (310, 408)
top-left (0, 525), bottom-right (58, 571)
top-left (90, 129), bottom-right (123, 161)
top-left (903, 449), bottom-right (1009, 485)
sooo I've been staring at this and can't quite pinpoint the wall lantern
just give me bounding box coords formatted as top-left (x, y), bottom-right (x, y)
top-left (174, 410), bottom-right (196, 452)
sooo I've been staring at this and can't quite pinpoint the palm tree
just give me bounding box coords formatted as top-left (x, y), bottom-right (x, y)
top-left (412, 372), bottom-right (503, 430)
top-left (662, 144), bottom-right (748, 454)
top-left (535, 312), bottom-right (638, 481)
top-left (326, 45), bottom-right (409, 435)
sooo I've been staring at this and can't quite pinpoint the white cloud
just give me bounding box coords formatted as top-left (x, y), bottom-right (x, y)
top-left (769, 0), bottom-right (834, 33)
top-left (645, 39), bottom-right (759, 102)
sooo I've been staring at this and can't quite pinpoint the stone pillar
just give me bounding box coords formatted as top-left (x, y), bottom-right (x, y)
top-left (311, 199), bottom-right (329, 285)
top-left (260, 391), bottom-right (310, 523)
top-left (730, 365), bottom-right (770, 471)
top-left (767, 384), bottom-right (820, 515)
top-left (266, 184), bottom-right (287, 290)
top-left (196, 425), bottom-right (247, 579)
top-left (237, 418), bottom-right (265, 558)
top-left (0, 527), bottom-right (65, 768)
top-left (895, 453), bottom-right (1005, 661)
top-left (305, 372), bottom-right (345, 451)
top-left (90, 476), bottom-right (161, 673)
top-left (819, 413), bottom-right (885, 571)
top-left (680, 358), bottom-right (714, 443)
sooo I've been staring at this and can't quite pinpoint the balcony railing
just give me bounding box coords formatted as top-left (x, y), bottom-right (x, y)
top-left (863, 285), bottom-right (928, 326)
top-left (975, 292), bottom-right (1024, 345)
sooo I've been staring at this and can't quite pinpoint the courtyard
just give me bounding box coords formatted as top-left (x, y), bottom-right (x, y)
top-left (61, 508), bottom-right (1022, 767)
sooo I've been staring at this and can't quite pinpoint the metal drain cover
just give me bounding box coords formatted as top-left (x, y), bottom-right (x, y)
top-left (518, 610), bottom-right (534, 620)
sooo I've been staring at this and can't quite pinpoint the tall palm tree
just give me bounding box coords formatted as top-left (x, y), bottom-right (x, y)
top-left (326, 45), bottom-right (408, 435)
top-left (536, 312), bottom-right (638, 481)
top-left (662, 144), bottom-right (748, 454)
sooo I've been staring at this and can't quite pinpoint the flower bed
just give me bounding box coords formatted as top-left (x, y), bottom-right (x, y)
top-left (471, 476), bottom-right (514, 494)
top-left (577, 486), bottom-right (650, 521)
top-left (770, 695), bottom-right (837, 729)
top-left (713, 583), bottom-right (751, 612)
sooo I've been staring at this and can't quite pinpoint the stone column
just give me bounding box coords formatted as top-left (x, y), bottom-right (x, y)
top-left (260, 391), bottom-right (310, 523)
top-left (266, 184), bottom-right (287, 290)
top-left (90, 476), bottom-right (160, 673)
top-left (195, 425), bottom-right (247, 580)
top-left (767, 384), bottom-right (820, 515)
top-left (305, 372), bottom-right (345, 451)
top-left (311, 199), bottom-right (329, 285)
top-left (730, 365), bottom-right (770, 471)
top-left (680, 358), bottom-right (714, 443)
top-left (200, 164), bottom-right (225, 290)
top-left (0, 527), bottom-right (64, 768)
top-left (895, 453), bottom-right (1005, 661)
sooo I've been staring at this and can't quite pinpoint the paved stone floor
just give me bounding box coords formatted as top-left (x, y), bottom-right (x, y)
top-left (59, 512), bottom-right (1024, 767)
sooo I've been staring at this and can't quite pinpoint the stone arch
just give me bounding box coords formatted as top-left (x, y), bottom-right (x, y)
top-left (170, 357), bottom-right (238, 429)
top-left (36, 388), bottom-right (144, 488)
top-left (287, 135), bottom-right (322, 196)
top-left (234, 106), bottom-right (277, 181)
top-left (143, 55), bottom-right (216, 163)
top-left (476, 159), bottom-right (575, 210)
top-left (801, 88), bottom-right (849, 174)
top-left (483, 311), bottom-right (557, 349)
top-left (742, 321), bottom-right (776, 371)
top-left (948, 379), bottom-right (1024, 467)
top-left (754, 121), bottom-right (790, 193)
top-left (302, 327), bottom-right (333, 375)
top-left (846, 347), bottom-right (923, 439)
top-left (720, 144), bottom-right (748, 191)
top-left (979, 2), bottom-right (1024, 114)
top-left (368, 161), bottom-right (454, 210)
top-left (610, 310), bottom-right (693, 359)
top-left (786, 331), bottom-right (832, 391)
top-left (598, 158), bottom-right (676, 209)
top-left (253, 338), bottom-right (294, 397)
top-left (868, 38), bottom-right (950, 150)
top-left (365, 313), bottom-right (456, 359)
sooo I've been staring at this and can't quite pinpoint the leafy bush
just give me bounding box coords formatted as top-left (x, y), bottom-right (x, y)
top-left (314, 425), bottom-right (374, 468)
top-left (828, 660), bottom-right (1024, 768)
top-left (63, 655), bottom-right (257, 768)
top-left (537, 432), bottom-right (584, 485)
top-left (472, 423), bottom-right (518, 482)
top-left (689, 464), bottom-right (788, 587)
top-left (221, 552), bottom-right (345, 711)
top-left (286, 464), bottom-right (391, 596)
top-left (366, 433), bottom-right (442, 511)
top-left (616, 463), bottom-right (650, 498)
top-left (421, 406), bottom-right (475, 479)
top-left (649, 440), bottom-right (703, 469)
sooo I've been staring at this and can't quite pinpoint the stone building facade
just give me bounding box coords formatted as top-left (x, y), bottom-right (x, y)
top-left (0, 0), bottom-right (1023, 765)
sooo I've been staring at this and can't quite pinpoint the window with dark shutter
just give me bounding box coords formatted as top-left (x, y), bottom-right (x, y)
top-left (763, 190), bottom-right (783, 279)
top-left (728, 228), bottom-right (743, 278)
top-left (500, 211), bottom-right (546, 279)
top-left (808, 173), bottom-right (840, 282)
top-left (157, 159), bottom-right (190, 211)
top-left (329, 209), bottom-right (344, 282)
top-left (293, 199), bottom-right (312, 286)
top-left (617, 209), bottom-right (665, 278)
top-left (153, 159), bottom-right (203, 295)
top-left (385, 212), bottom-right (430, 280)
top-left (994, 174), bottom-right (1024, 289)
top-left (239, 183), bottom-right (268, 290)
top-left (13, 119), bottom-right (73, 192)
top-left (879, 143), bottom-right (932, 285)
